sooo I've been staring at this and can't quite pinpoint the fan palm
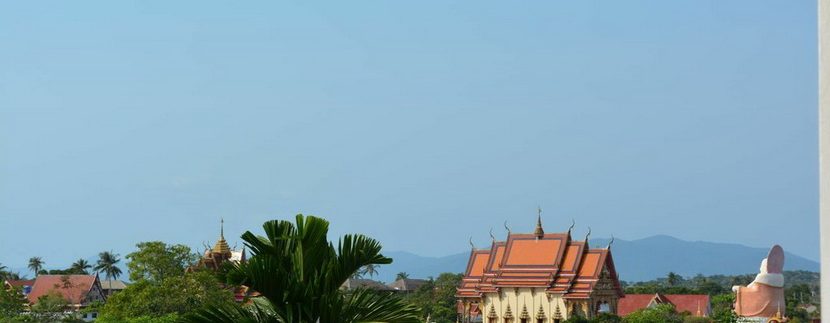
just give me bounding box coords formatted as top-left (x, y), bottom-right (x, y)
top-left (71, 259), bottom-right (92, 274)
top-left (28, 257), bottom-right (44, 276)
top-left (182, 214), bottom-right (421, 323)
top-left (94, 251), bottom-right (122, 291)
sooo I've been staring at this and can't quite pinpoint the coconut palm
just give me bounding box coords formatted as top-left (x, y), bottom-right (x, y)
top-left (182, 214), bottom-right (420, 323)
top-left (361, 264), bottom-right (379, 278)
top-left (71, 259), bottom-right (92, 274)
top-left (93, 251), bottom-right (122, 290)
top-left (396, 272), bottom-right (409, 281)
top-left (28, 257), bottom-right (44, 276)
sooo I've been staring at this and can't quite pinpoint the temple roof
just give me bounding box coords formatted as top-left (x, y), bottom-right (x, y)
top-left (617, 294), bottom-right (711, 317)
top-left (457, 221), bottom-right (623, 299)
top-left (212, 219), bottom-right (232, 255)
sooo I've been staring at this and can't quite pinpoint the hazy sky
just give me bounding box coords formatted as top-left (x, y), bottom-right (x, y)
top-left (0, 1), bottom-right (818, 272)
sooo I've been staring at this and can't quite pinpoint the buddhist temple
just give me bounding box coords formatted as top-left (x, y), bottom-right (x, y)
top-left (190, 219), bottom-right (246, 271)
top-left (457, 212), bottom-right (623, 322)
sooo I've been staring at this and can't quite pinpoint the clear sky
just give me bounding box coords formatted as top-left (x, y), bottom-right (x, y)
top-left (0, 1), bottom-right (818, 272)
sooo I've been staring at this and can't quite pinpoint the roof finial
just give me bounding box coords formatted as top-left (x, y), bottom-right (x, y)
top-left (607, 235), bottom-right (615, 249)
top-left (469, 237), bottom-right (476, 250)
top-left (534, 206), bottom-right (544, 238)
top-left (220, 218), bottom-right (225, 240)
top-left (584, 227), bottom-right (592, 242)
top-left (504, 221), bottom-right (511, 235)
top-left (489, 228), bottom-right (496, 243)
top-left (567, 219), bottom-right (575, 236)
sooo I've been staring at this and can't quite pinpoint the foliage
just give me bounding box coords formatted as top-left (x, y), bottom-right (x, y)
top-left (95, 251), bottom-right (123, 290)
top-left (563, 316), bottom-right (589, 323)
top-left (622, 304), bottom-right (683, 323)
top-left (28, 257), bottom-right (44, 276)
top-left (29, 291), bottom-right (70, 322)
top-left (404, 273), bottom-right (462, 322)
top-left (396, 272), bottom-right (409, 280)
top-left (709, 293), bottom-right (736, 323)
top-left (126, 241), bottom-right (197, 283)
top-left (591, 313), bottom-right (623, 323)
top-left (70, 259), bottom-right (91, 275)
top-left (0, 286), bottom-right (25, 318)
top-left (181, 214), bottom-right (421, 323)
top-left (97, 270), bottom-right (233, 321)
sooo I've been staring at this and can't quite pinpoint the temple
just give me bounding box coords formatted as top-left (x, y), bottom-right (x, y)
top-left (457, 212), bottom-right (623, 322)
top-left (190, 219), bottom-right (246, 271)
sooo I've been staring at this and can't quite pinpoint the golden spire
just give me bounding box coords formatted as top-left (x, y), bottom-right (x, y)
top-left (212, 218), bottom-right (231, 255)
top-left (534, 206), bottom-right (544, 238)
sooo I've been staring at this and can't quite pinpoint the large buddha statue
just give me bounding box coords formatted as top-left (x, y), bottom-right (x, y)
top-left (732, 245), bottom-right (786, 319)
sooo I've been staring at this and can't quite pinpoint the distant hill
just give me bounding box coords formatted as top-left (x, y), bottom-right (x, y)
top-left (378, 235), bottom-right (819, 283)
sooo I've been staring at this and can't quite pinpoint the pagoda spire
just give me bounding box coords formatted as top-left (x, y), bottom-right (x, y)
top-left (534, 206), bottom-right (544, 239)
top-left (212, 218), bottom-right (231, 255)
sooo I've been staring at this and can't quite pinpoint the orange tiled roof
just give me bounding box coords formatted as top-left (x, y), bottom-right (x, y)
top-left (457, 228), bottom-right (622, 299)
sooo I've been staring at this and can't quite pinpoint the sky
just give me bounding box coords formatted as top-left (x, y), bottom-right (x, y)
top-left (0, 1), bottom-right (819, 273)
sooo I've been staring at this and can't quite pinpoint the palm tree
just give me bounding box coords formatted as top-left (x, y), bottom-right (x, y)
top-left (361, 264), bottom-right (379, 278)
top-left (71, 259), bottom-right (92, 274)
top-left (396, 272), bottom-right (409, 281)
top-left (28, 257), bottom-right (44, 276)
top-left (182, 214), bottom-right (420, 323)
top-left (94, 251), bottom-right (122, 291)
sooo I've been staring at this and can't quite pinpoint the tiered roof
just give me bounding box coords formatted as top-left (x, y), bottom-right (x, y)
top-left (617, 293), bottom-right (711, 317)
top-left (457, 220), bottom-right (623, 299)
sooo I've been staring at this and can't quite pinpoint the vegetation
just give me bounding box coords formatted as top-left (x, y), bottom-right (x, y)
top-left (182, 214), bottom-right (421, 323)
top-left (95, 251), bottom-right (123, 290)
top-left (126, 241), bottom-right (198, 283)
top-left (96, 242), bottom-right (233, 322)
top-left (69, 259), bottom-right (91, 275)
top-left (402, 273), bottom-right (462, 322)
top-left (27, 257), bottom-right (44, 277)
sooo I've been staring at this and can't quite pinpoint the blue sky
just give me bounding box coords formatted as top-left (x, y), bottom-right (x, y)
top-left (0, 1), bottom-right (818, 272)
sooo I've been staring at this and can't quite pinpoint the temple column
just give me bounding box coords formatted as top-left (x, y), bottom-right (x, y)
top-left (821, 0), bottom-right (830, 320)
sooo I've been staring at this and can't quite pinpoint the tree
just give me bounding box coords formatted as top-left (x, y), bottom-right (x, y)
top-left (30, 291), bottom-right (69, 322)
top-left (0, 285), bottom-right (25, 318)
top-left (126, 241), bottom-right (197, 283)
top-left (361, 264), bottom-right (379, 278)
top-left (623, 304), bottom-right (683, 323)
top-left (28, 257), bottom-right (44, 276)
top-left (70, 259), bottom-right (92, 274)
top-left (666, 272), bottom-right (682, 287)
top-left (94, 251), bottom-right (123, 290)
top-left (97, 271), bottom-right (234, 322)
top-left (181, 214), bottom-right (421, 323)
top-left (396, 272), bottom-right (409, 281)
top-left (591, 313), bottom-right (622, 323)
top-left (710, 293), bottom-right (736, 323)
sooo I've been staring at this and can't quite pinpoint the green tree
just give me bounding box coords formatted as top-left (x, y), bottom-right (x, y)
top-left (97, 271), bottom-right (233, 322)
top-left (623, 304), bottom-right (682, 323)
top-left (361, 264), bottom-right (380, 278)
top-left (126, 241), bottom-right (197, 283)
top-left (182, 214), bottom-right (421, 323)
top-left (0, 285), bottom-right (25, 318)
top-left (406, 273), bottom-right (463, 322)
top-left (28, 257), bottom-right (44, 277)
top-left (666, 272), bottom-right (682, 287)
top-left (94, 251), bottom-right (123, 290)
top-left (709, 293), bottom-right (736, 323)
top-left (30, 291), bottom-right (70, 322)
top-left (70, 259), bottom-right (92, 274)
top-left (396, 272), bottom-right (409, 280)
top-left (591, 313), bottom-right (623, 323)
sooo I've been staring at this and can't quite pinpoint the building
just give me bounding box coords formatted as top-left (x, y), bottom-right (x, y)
top-left (191, 219), bottom-right (246, 272)
top-left (388, 278), bottom-right (429, 293)
top-left (341, 278), bottom-right (392, 291)
top-left (99, 280), bottom-right (128, 298)
top-left (3, 279), bottom-right (35, 297)
top-left (617, 293), bottom-right (710, 317)
top-left (457, 214), bottom-right (623, 322)
top-left (27, 274), bottom-right (105, 310)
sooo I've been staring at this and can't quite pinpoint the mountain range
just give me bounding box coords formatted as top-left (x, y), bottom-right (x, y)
top-left (378, 235), bottom-right (819, 283)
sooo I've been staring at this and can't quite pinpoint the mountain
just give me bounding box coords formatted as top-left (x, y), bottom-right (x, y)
top-left (378, 235), bottom-right (819, 283)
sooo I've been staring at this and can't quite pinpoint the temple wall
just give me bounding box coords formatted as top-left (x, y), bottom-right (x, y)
top-left (481, 288), bottom-right (569, 321)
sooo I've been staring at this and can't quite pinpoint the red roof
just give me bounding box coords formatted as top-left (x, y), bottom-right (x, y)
top-left (618, 294), bottom-right (710, 317)
top-left (4, 280), bottom-right (35, 288)
top-left (27, 275), bottom-right (99, 305)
